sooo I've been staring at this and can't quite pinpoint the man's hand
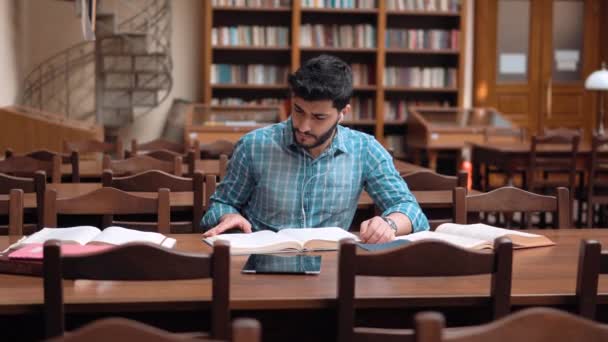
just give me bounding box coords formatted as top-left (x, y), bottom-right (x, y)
top-left (360, 216), bottom-right (395, 244)
top-left (202, 213), bottom-right (252, 237)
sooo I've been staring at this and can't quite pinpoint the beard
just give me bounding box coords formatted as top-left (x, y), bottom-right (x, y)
top-left (292, 117), bottom-right (340, 149)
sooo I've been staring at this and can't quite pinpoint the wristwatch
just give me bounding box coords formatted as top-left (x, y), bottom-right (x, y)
top-left (381, 216), bottom-right (398, 235)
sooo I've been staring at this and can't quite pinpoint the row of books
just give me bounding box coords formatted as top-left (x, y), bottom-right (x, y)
top-left (211, 64), bottom-right (289, 85)
top-left (211, 98), bottom-right (286, 106)
top-left (300, 24), bottom-right (376, 48)
top-left (212, 26), bottom-right (289, 47)
top-left (386, 0), bottom-right (460, 12)
top-left (212, 0), bottom-right (291, 7)
top-left (302, 0), bottom-right (376, 9)
top-left (351, 63), bottom-right (375, 86)
top-left (383, 67), bottom-right (458, 88)
top-left (347, 97), bottom-right (375, 120)
top-left (384, 99), bottom-right (451, 121)
top-left (386, 29), bottom-right (459, 50)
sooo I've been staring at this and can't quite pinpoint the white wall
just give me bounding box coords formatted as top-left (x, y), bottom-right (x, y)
top-left (120, 0), bottom-right (202, 142)
top-left (0, 0), bottom-right (20, 106)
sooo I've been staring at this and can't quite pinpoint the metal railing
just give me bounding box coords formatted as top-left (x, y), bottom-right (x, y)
top-left (21, 0), bottom-right (172, 123)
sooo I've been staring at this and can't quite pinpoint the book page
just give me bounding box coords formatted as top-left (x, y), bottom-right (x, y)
top-left (280, 227), bottom-right (359, 251)
top-left (203, 230), bottom-right (302, 254)
top-left (90, 226), bottom-right (168, 246)
top-left (396, 231), bottom-right (490, 250)
top-left (436, 223), bottom-right (546, 241)
top-left (18, 226), bottom-right (101, 246)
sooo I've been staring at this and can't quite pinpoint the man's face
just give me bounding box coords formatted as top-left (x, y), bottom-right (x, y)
top-left (291, 97), bottom-right (342, 149)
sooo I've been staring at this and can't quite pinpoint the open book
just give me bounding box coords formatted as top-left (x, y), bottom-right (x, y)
top-left (203, 227), bottom-right (359, 255)
top-left (396, 223), bottom-right (555, 250)
top-left (7, 226), bottom-right (177, 260)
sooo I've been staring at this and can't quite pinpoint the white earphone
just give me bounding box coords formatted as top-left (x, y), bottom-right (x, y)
top-left (339, 112), bottom-right (344, 122)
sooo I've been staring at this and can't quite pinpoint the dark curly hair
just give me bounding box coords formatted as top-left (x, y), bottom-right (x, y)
top-left (288, 54), bottom-right (353, 111)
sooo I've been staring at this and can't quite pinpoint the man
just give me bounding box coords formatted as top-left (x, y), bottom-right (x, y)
top-left (202, 54), bottom-right (429, 243)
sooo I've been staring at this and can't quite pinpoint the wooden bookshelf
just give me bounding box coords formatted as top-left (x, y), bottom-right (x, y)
top-left (202, 0), bottom-right (467, 148)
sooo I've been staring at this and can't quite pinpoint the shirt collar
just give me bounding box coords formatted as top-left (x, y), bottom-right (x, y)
top-left (282, 117), bottom-right (349, 155)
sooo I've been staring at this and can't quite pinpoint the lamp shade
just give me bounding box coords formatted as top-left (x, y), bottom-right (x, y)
top-left (585, 64), bottom-right (608, 90)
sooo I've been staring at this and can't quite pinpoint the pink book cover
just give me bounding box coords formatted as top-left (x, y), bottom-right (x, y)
top-left (8, 243), bottom-right (114, 260)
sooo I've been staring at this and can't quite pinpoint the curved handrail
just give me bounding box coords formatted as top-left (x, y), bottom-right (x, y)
top-left (22, 0), bottom-right (172, 122)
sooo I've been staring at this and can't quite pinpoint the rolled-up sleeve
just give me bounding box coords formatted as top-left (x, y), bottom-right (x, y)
top-left (363, 140), bottom-right (429, 232)
top-left (200, 137), bottom-right (255, 230)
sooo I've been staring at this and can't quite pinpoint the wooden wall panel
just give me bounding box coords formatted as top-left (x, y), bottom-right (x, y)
top-left (0, 106), bottom-right (103, 154)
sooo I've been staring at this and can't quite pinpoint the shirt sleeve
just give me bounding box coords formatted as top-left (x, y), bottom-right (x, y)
top-left (363, 139), bottom-right (430, 232)
top-left (200, 136), bottom-right (256, 230)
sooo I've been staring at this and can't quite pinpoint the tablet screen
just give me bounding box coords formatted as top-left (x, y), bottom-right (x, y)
top-left (242, 254), bottom-right (322, 275)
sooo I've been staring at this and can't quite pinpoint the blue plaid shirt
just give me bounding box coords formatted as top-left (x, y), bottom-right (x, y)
top-left (201, 118), bottom-right (429, 232)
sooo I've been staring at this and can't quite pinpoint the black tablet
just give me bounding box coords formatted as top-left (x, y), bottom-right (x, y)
top-left (242, 254), bottom-right (322, 275)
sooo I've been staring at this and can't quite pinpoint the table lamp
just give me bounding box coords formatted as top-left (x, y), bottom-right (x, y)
top-left (585, 62), bottom-right (608, 135)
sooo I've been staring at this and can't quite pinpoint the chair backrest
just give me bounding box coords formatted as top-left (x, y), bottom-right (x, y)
top-left (414, 307), bottom-right (608, 342)
top-left (575, 239), bottom-right (608, 320)
top-left (131, 138), bottom-right (185, 155)
top-left (6, 149), bottom-right (80, 183)
top-left (403, 171), bottom-right (467, 191)
top-left (64, 139), bottom-right (124, 159)
top-left (125, 149), bottom-right (197, 177)
top-left (337, 238), bottom-right (513, 342)
top-left (586, 134), bottom-right (608, 227)
top-left (453, 186), bottom-right (570, 229)
top-left (0, 171), bottom-right (45, 231)
top-left (0, 189), bottom-right (24, 235)
top-left (43, 240), bottom-right (230, 339)
top-left (102, 154), bottom-right (182, 177)
top-left (102, 170), bottom-right (204, 231)
top-left (0, 155), bottom-right (61, 183)
top-left (219, 154), bottom-right (228, 181)
top-left (528, 129), bottom-right (580, 196)
top-left (205, 174), bottom-right (217, 212)
top-left (483, 127), bottom-right (526, 144)
top-left (49, 317), bottom-right (260, 342)
top-left (199, 140), bottom-right (235, 159)
top-left (43, 187), bottom-right (171, 233)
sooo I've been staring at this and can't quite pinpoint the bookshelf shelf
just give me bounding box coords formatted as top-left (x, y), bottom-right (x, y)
top-left (212, 6), bottom-right (292, 13)
top-left (202, 0), bottom-right (467, 151)
top-left (385, 48), bottom-right (460, 55)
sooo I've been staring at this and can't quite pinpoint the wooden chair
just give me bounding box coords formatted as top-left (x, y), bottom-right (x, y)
top-left (337, 238), bottom-right (513, 342)
top-left (0, 171), bottom-right (45, 231)
top-left (453, 186), bottom-right (570, 229)
top-left (131, 138), bottom-right (186, 155)
top-left (43, 240), bottom-right (230, 339)
top-left (575, 239), bottom-right (608, 320)
top-left (403, 170), bottom-right (467, 191)
top-left (199, 140), bottom-right (235, 159)
top-left (414, 307), bottom-right (608, 342)
top-left (402, 171), bottom-right (467, 229)
top-left (586, 134), bottom-right (608, 227)
top-left (0, 154), bottom-right (61, 183)
top-left (6, 149), bottom-right (80, 183)
top-left (63, 138), bottom-right (124, 159)
top-left (0, 189), bottom-right (24, 235)
top-left (43, 187), bottom-right (171, 233)
top-left (49, 317), bottom-right (260, 342)
top-left (125, 149), bottom-right (197, 177)
top-left (527, 129), bottom-right (581, 225)
top-left (102, 154), bottom-right (182, 177)
top-left (482, 127), bottom-right (526, 191)
top-left (205, 174), bottom-right (217, 213)
top-left (102, 170), bottom-right (204, 232)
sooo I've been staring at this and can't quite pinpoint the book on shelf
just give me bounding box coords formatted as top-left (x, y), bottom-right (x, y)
top-left (396, 223), bottom-right (555, 250)
top-left (386, 28), bottom-right (459, 50)
top-left (384, 66), bottom-right (457, 88)
top-left (211, 64), bottom-right (289, 85)
top-left (302, 0), bottom-right (376, 9)
top-left (5, 226), bottom-right (177, 261)
top-left (386, 0), bottom-right (460, 12)
top-left (212, 25), bottom-right (289, 47)
top-left (300, 24), bottom-right (376, 48)
top-left (212, 0), bottom-right (291, 7)
top-left (203, 227), bottom-right (359, 254)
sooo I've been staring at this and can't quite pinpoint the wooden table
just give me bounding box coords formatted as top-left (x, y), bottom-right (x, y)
top-left (11, 183), bottom-right (457, 211)
top-left (0, 229), bottom-right (605, 339)
top-left (0, 230), bottom-right (607, 311)
top-left (469, 141), bottom-right (592, 188)
top-left (61, 159), bottom-right (428, 179)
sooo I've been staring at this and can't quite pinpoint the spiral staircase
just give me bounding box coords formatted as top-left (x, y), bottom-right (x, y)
top-left (21, 0), bottom-right (173, 134)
